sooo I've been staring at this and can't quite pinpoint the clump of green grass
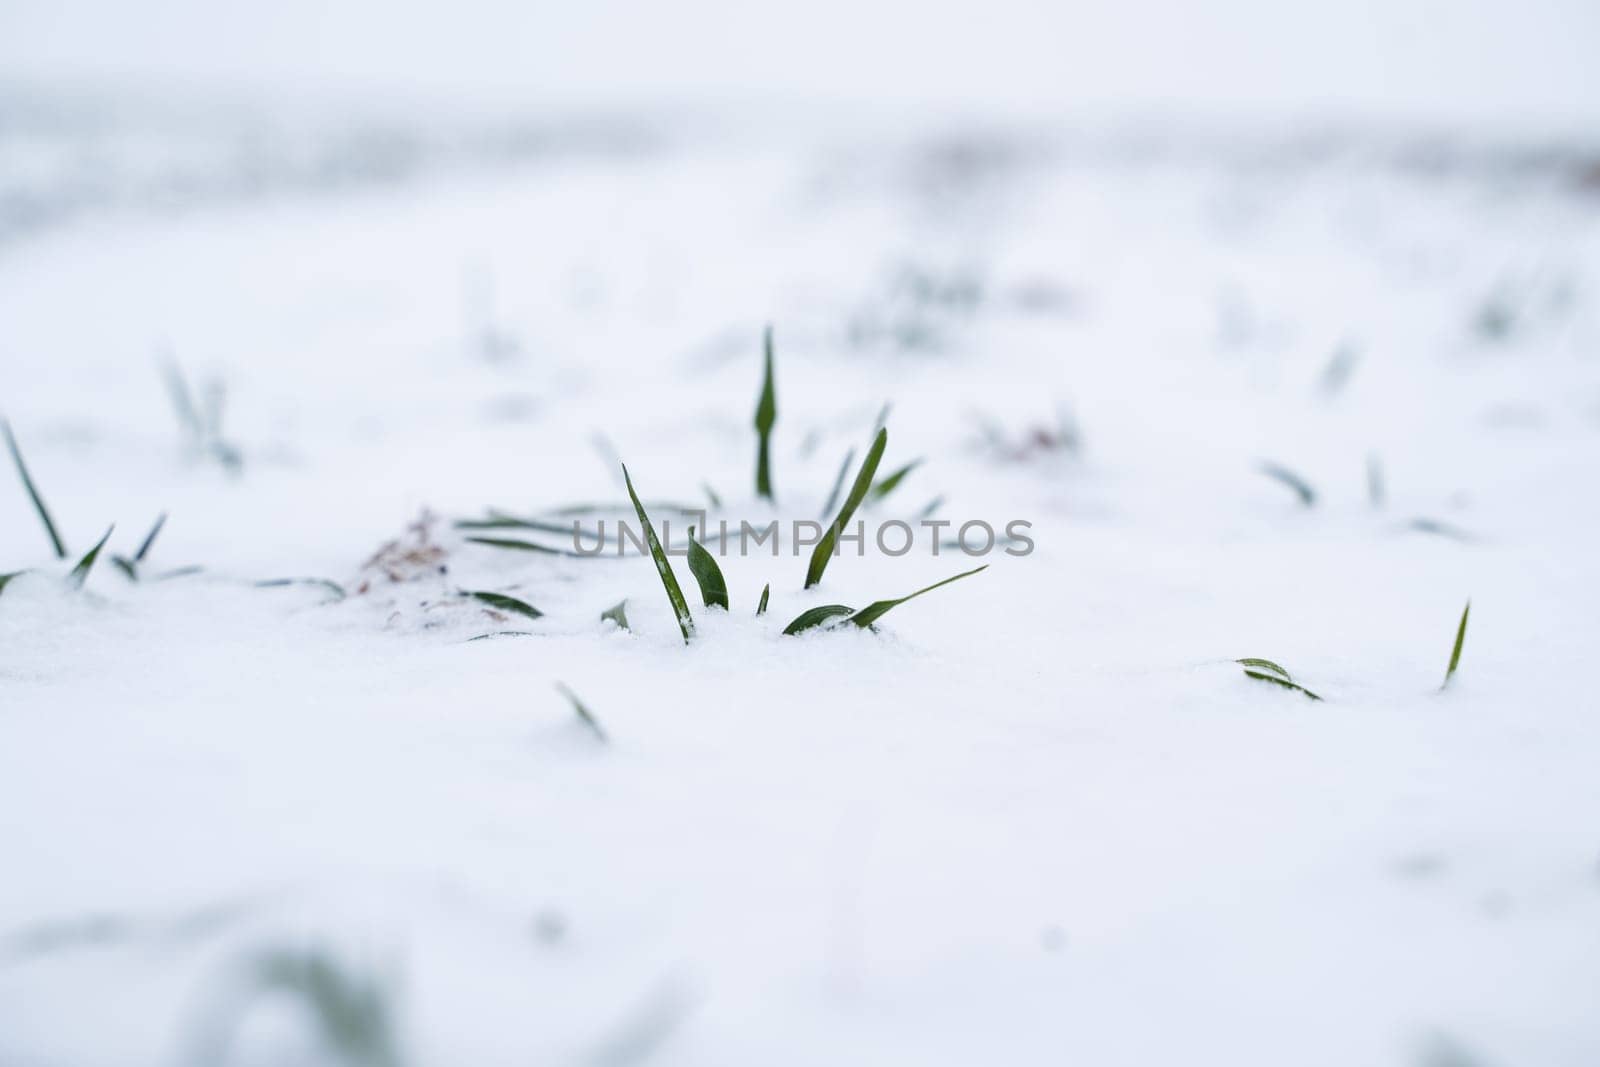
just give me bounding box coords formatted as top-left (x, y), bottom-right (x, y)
top-left (1236, 657), bottom-right (1323, 700)
top-left (754, 325), bottom-right (777, 502)
top-left (462, 590), bottom-right (543, 620)
top-left (67, 526), bottom-right (113, 590)
top-left (685, 527), bottom-right (728, 609)
top-left (556, 682), bottom-right (608, 743)
top-left (3, 419), bottom-right (67, 558)
top-left (1441, 600), bottom-right (1470, 690)
top-left (784, 564), bottom-right (987, 635)
top-left (806, 427), bottom-right (887, 589)
top-left (601, 599), bottom-right (630, 631)
top-left (622, 463), bottom-right (695, 643)
top-left (1258, 462), bottom-right (1316, 508)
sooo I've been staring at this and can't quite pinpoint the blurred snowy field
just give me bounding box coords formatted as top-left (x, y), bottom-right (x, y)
top-left (3, 4), bottom-right (1600, 1064)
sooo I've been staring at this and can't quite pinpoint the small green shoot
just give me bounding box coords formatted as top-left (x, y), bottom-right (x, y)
top-left (806, 428), bottom-right (888, 589)
top-left (754, 325), bottom-right (777, 502)
top-left (685, 526), bottom-right (729, 609)
top-left (3, 420), bottom-right (67, 558)
top-left (67, 525), bottom-right (113, 590)
top-left (622, 463), bottom-right (695, 643)
top-left (467, 630), bottom-right (534, 641)
top-left (702, 482), bottom-right (723, 509)
top-left (0, 571), bottom-right (21, 596)
top-left (465, 535), bottom-right (563, 555)
top-left (556, 682), bottom-right (608, 744)
top-left (463, 590), bottom-right (543, 620)
top-left (869, 458), bottom-right (922, 502)
top-left (112, 512), bottom-right (167, 581)
top-left (845, 564), bottom-right (987, 628)
top-left (1441, 600), bottom-right (1470, 690)
top-left (601, 599), bottom-right (630, 631)
top-left (819, 448), bottom-right (854, 519)
top-left (1259, 462), bottom-right (1316, 508)
top-left (756, 583), bottom-right (770, 616)
top-left (1236, 657), bottom-right (1323, 700)
top-left (256, 577), bottom-right (347, 602)
top-left (782, 604), bottom-right (856, 635)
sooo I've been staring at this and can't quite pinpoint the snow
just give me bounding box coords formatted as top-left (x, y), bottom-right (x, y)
top-left (3, 32), bottom-right (1600, 1067)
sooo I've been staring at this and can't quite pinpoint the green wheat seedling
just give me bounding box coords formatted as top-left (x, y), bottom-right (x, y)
top-left (1236, 657), bottom-right (1323, 700)
top-left (754, 325), bottom-right (777, 502)
top-left (783, 564), bottom-right (987, 635)
top-left (556, 682), bottom-right (608, 744)
top-left (686, 527), bottom-right (729, 609)
top-left (805, 428), bottom-right (888, 589)
top-left (601, 599), bottom-right (630, 630)
top-left (869, 458), bottom-right (923, 503)
top-left (622, 463), bottom-right (695, 643)
top-left (256, 577), bottom-right (347, 602)
top-left (67, 526), bottom-right (113, 590)
top-left (462, 590), bottom-right (543, 620)
top-left (756, 583), bottom-right (770, 616)
top-left (112, 513), bottom-right (168, 581)
top-left (1441, 600), bottom-right (1470, 690)
top-left (3, 419), bottom-right (67, 558)
top-left (1258, 462), bottom-right (1317, 508)
top-left (819, 448), bottom-right (854, 519)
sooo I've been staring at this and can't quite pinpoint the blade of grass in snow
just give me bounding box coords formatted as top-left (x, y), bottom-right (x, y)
top-left (556, 682), bottom-right (608, 744)
top-left (1236, 657), bottom-right (1322, 700)
top-left (465, 535), bottom-right (567, 555)
top-left (467, 630), bottom-right (535, 641)
top-left (754, 325), bottom-right (777, 501)
top-left (3, 420), bottom-right (67, 559)
top-left (844, 564), bottom-right (987, 628)
top-left (806, 428), bottom-right (887, 589)
top-left (1408, 518), bottom-right (1474, 542)
top-left (756, 584), bottom-right (769, 616)
top-left (685, 527), bottom-right (729, 609)
top-left (0, 571), bottom-right (20, 596)
top-left (1258, 462), bottom-right (1317, 507)
top-left (66, 525), bottom-right (113, 590)
top-left (917, 495), bottom-right (945, 520)
top-left (256, 577), bottom-right (346, 601)
top-left (1441, 600), bottom-right (1470, 690)
top-left (869, 458), bottom-right (923, 502)
top-left (819, 448), bottom-right (854, 519)
top-left (782, 604), bottom-right (856, 635)
top-left (622, 463), bottom-right (694, 643)
top-left (463, 591), bottom-right (543, 620)
top-left (112, 513), bottom-right (169, 581)
top-left (601, 599), bottom-right (630, 630)
top-left (702, 483), bottom-right (722, 509)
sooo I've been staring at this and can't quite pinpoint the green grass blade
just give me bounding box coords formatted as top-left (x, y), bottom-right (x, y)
top-left (1441, 600), bottom-right (1470, 690)
top-left (3, 420), bottom-right (67, 558)
top-left (556, 682), bottom-right (608, 744)
top-left (110, 556), bottom-right (138, 581)
top-left (754, 325), bottom-right (778, 501)
top-left (256, 577), bottom-right (346, 601)
top-left (465, 535), bottom-right (563, 554)
top-left (622, 463), bottom-right (695, 643)
top-left (819, 448), bottom-right (854, 519)
top-left (702, 482), bottom-right (723, 509)
top-left (782, 604), bottom-right (855, 635)
top-left (1235, 657), bottom-right (1291, 680)
top-left (467, 630), bottom-right (534, 641)
top-left (869, 458), bottom-right (923, 502)
top-left (135, 512), bottom-right (167, 562)
top-left (601, 599), bottom-right (630, 630)
top-left (1258, 462), bottom-right (1317, 507)
top-left (806, 428), bottom-right (888, 589)
top-left (846, 564), bottom-right (987, 628)
top-left (463, 590), bottom-right (543, 620)
top-left (1243, 669), bottom-right (1323, 701)
top-left (67, 525), bottom-right (113, 589)
top-left (756, 583), bottom-right (770, 616)
top-left (0, 571), bottom-right (21, 596)
top-left (685, 527), bottom-right (729, 609)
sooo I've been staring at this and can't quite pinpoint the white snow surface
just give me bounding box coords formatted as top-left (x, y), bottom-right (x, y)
top-left (2, 103), bottom-right (1600, 1067)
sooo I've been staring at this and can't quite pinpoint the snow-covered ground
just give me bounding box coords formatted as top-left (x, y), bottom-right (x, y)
top-left (3, 45), bottom-right (1600, 1067)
